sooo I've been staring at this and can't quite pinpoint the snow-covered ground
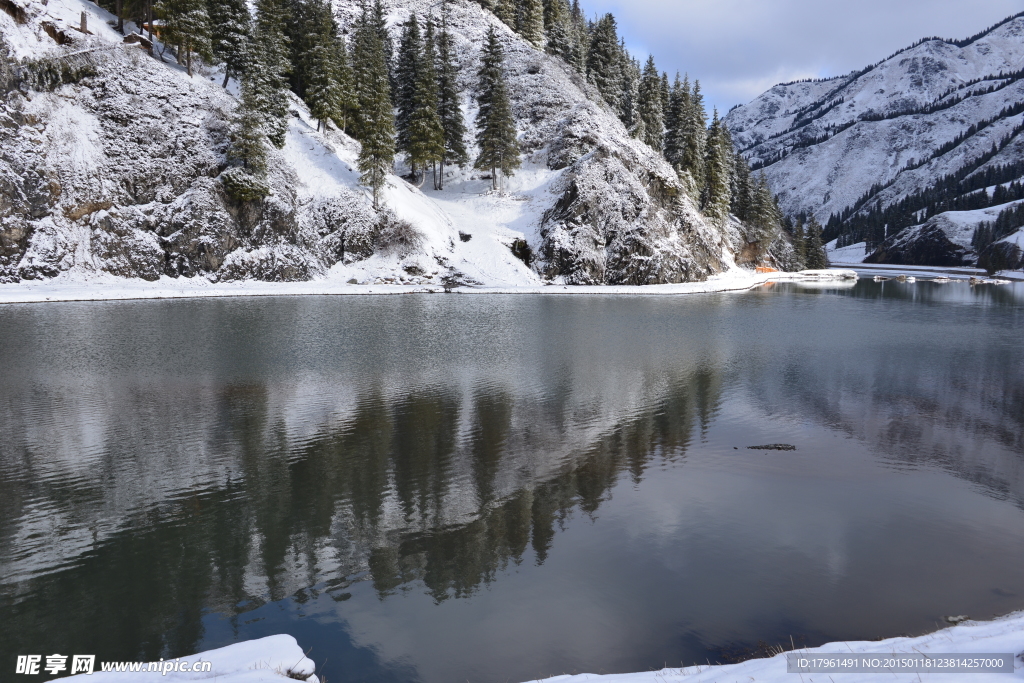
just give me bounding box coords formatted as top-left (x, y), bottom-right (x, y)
top-left (64, 611), bottom-right (1023, 681)
top-left (0, 269), bottom-right (859, 304)
top-left (65, 635), bottom-right (317, 681)
top-left (531, 612), bottom-right (1024, 683)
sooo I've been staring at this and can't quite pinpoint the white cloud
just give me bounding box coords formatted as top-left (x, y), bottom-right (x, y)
top-left (578, 0), bottom-right (1024, 111)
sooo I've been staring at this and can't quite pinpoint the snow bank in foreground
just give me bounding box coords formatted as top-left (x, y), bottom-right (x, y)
top-left (529, 611), bottom-right (1024, 683)
top-left (65, 635), bottom-right (317, 681)
top-left (0, 270), bottom-right (858, 304)
top-left (64, 610), bottom-right (1023, 682)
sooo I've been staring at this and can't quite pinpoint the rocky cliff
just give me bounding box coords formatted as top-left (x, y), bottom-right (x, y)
top-left (1, 0), bottom-right (739, 286)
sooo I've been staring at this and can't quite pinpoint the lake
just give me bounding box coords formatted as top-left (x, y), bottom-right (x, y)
top-left (1, 280), bottom-right (1023, 683)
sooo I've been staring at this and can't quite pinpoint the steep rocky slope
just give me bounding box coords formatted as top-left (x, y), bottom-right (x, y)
top-left (0, 0), bottom-right (742, 286)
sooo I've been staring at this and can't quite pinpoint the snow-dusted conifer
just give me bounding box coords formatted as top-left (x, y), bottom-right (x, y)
top-left (680, 78), bottom-right (707, 190)
top-left (731, 150), bottom-right (752, 221)
top-left (475, 27), bottom-right (520, 192)
top-left (618, 54), bottom-right (639, 129)
top-left (242, 0), bottom-right (291, 148)
top-left (369, 0), bottom-right (395, 98)
top-left (750, 173), bottom-right (781, 261)
top-left (570, 0), bottom-right (587, 71)
top-left (231, 76), bottom-right (269, 174)
top-left (493, 0), bottom-right (516, 28)
top-left (330, 35), bottom-right (357, 132)
top-left (353, 2), bottom-right (396, 208)
top-left (156, 0), bottom-right (212, 77)
top-left (517, 0), bottom-right (545, 47)
top-left (305, 24), bottom-right (339, 130)
top-left (406, 18), bottom-right (445, 186)
top-left (542, 0), bottom-right (566, 32)
top-left (435, 9), bottom-right (469, 188)
top-left (805, 217), bottom-right (828, 269)
top-left (663, 72), bottom-right (685, 168)
top-left (395, 13), bottom-right (423, 160)
top-left (208, 0), bottom-right (250, 87)
top-left (701, 110), bottom-right (731, 220)
top-left (545, 16), bottom-right (570, 62)
top-left (791, 218), bottom-right (807, 269)
top-left (634, 55), bottom-right (663, 151)
top-left (221, 67), bottom-right (271, 201)
top-left (660, 72), bottom-right (669, 118)
top-left (586, 14), bottom-right (622, 110)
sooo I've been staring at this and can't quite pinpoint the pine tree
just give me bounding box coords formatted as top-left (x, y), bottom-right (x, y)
top-left (618, 55), bottom-right (639, 129)
top-left (435, 9), bottom-right (469, 189)
top-left (568, 0), bottom-right (586, 72)
top-left (517, 0), bottom-right (545, 47)
top-left (663, 72), bottom-right (686, 169)
top-left (246, 0), bottom-right (291, 147)
top-left (330, 35), bottom-right (357, 133)
top-left (542, 0), bottom-right (566, 32)
top-left (369, 0), bottom-right (395, 98)
top-left (545, 13), bottom-right (571, 63)
top-left (353, 2), bottom-right (396, 208)
top-left (221, 66), bottom-right (272, 202)
top-left (231, 74), bottom-right (269, 174)
top-left (750, 173), bottom-right (781, 263)
top-left (395, 13), bottom-right (423, 163)
top-left (208, 0), bottom-right (250, 87)
top-left (475, 27), bottom-right (520, 192)
top-left (805, 217), bottom-right (828, 269)
top-left (680, 77), bottom-right (706, 190)
top-left (301, 0), bottom-right (347, 132)
top-left (731, 150), bottom-right (752, 221)
top-left (702, 110), bottom-right (731, 221)
top-left (406, 17), bottom-right (445, 186)
top-left (156, 0), bottom-right (212, 77)
top-left (634, 55), bottom-right (663, 151)
top-left (493, 0), bottom-right (516, 28)
top-left (659, 72), bottom-right (669, 118)
top-left (284, 0), bottom-right (314, 99)
top-left (586, 14), bottom-right (622, 110)
top-left (791, 218), bottom-right (807, 269)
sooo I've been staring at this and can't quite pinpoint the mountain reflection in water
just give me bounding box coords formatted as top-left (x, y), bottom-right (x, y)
top-left (1, 283), bottom-right (1022, 683)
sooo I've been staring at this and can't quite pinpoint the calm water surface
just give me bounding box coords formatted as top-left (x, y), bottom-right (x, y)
top-left (1, 281), bottom-right (1023, 683)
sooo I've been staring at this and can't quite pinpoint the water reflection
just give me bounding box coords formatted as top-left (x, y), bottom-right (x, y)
top-left (0, 285), bottom-right (1022, 682)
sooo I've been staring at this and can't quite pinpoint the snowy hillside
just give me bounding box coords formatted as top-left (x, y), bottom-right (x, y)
top-left (0, 0), bottom-right (745, 287)
top-left (724, 13), bottom-right (1024, 236)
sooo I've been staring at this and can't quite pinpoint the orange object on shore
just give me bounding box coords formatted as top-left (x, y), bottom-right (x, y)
top-left (755, 266), bottom-right (779, 273)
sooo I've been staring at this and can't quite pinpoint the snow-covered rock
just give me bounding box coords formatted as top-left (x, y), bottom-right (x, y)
top-left (724, 13), bottom-right (1024, 226)
top-left (64, 634), bottom-right (318, 681)
top-left (1, 0), bottom-right (738, 286)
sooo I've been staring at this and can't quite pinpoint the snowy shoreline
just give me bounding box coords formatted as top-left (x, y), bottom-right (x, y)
top-left (66, 611), bottom-right (1023, 681)
top-left (529, 611), bottom-right (1024, 683)
top-left (0, 269), bottom-right (857, 305)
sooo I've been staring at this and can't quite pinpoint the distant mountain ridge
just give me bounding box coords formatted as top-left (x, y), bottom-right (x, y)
top-left (724, 11), bottom-right (1024, 270)
top-left (729, 12), bottom-right (1024, 229)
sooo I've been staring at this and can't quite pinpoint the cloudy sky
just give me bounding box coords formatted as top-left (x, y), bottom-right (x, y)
top-left (578, 0), bottom-right (1024, 113)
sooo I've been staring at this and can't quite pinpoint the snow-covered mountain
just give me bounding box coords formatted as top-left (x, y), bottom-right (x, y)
top-left (725, 13), bottom-right (1024, 272)
top-left (0, 0), bottom-right (761, 287)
